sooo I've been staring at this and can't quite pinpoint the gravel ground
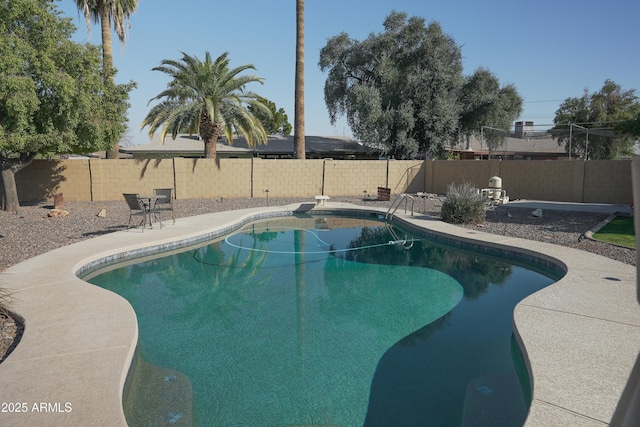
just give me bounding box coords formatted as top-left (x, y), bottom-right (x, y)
top-left (0, 195), bottom-right (636, 360)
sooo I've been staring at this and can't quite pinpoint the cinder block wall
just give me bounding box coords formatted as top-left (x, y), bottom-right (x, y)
top-left (15, 160), bottom-right (92, 203)
top-left (499, 160), bottom-right (585, 202)
top-left (387, 161), bottom-right (425, 194)
top-left (61, 160), bottom-right (93, 202)
top-left (89, 159), bottom-right (175, 201)
top-left (14, 158), bottom-right (632, 205)
top-left (425, 159), bottom-right (631, 203)
top-left (323, 160), bottom-right (388, 196)
top-left (174, 158), bottom-right (252, 199)
top-left (582, 160), bottom-right (633, 204)
top-left (430, 160), bottom-right (500, 194)
top-left (252, 159), bottom-right (324, 198)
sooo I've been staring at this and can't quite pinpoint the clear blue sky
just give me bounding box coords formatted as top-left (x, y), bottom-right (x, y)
top-left (58, 0), bottom-right (640, 145)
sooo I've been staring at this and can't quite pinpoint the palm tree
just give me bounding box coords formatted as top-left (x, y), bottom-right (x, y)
top-left (74, 0), bottom-right (138, 159)
top-left (142, 52), bottom-right (269, 160)
top-left (294, 0), bottom-right (305, 159)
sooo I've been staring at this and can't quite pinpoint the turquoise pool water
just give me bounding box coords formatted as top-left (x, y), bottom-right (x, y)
top-left (87, 215), bottom-right (558, 426)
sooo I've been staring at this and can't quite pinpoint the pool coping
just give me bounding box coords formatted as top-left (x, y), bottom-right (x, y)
top-left (0, 202), bottom-right (637, 426)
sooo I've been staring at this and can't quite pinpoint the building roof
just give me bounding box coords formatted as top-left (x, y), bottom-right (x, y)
top-left (122, 134), bottom-right (376, 157)
top-left (122, 134), bottom-right (248, 155)
top-left (122, 131), bottom-right (571, 159)
top-left (453, 134), bottom-right (568, 157)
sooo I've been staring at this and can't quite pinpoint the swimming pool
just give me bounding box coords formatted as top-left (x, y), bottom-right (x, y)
top-left (86, 214), bottom-right (559, 426)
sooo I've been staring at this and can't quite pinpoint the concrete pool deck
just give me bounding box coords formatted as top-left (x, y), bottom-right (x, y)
top-left (0, 202), bottom-right (637, 426)
top-left (505, 199), bottom-right (634, 216)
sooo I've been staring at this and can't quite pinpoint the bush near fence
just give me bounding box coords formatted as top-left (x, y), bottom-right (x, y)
top-left (14, 158), bottom-right (632, 205)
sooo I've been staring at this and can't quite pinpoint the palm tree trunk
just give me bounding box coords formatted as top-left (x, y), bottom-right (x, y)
top-left (204, 140), bottom-right (217, 159)
top-left (101, 8), bottom-right (120, 159)
top-left (200, 110), bottom-right (220, 159)
top-left (293, 0), bottom-right (305, 159)
top-left (100, 8), bottom-right (114, 80)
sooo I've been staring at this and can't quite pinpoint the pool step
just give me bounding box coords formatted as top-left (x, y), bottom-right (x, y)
top-left (123, 353), bottom-right (194, 426)
top-left (461, 373), bottom-right (528, 427)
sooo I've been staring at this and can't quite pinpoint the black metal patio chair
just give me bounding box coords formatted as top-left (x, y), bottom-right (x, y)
top-left (153, 188), bottom-right (175, 225)
top-left (123, 193), bottom-right (149, 232)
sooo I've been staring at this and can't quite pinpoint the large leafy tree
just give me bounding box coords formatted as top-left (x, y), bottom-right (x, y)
top-left (552, 80), bottom-right (639, 159)
top-left (615, 116), bottom-right (640, 137)
top-left (249, 97), bottom-right (292, 135)
top-left (142, 52), bottom-right (270, 160)
top-left (0, 0), bottom-right (134, 212)
top-left (319, 11), bottom-right (465, 158)
top-left (74, 0), bottom-right (138, 159)
top-left (294, 0), bottom-right (305, 158)
top-left (458, 68), bottom-right (522, 155)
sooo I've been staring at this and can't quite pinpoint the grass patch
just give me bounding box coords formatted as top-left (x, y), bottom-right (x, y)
top-left (592, 216), bottom-right (636, 249)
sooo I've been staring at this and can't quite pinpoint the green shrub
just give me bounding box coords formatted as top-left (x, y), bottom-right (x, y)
top-left (441, 181), bottom-right (486, 224)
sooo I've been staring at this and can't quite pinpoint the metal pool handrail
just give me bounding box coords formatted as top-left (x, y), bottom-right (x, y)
top-left (385, 193), bottom-right (415, 220)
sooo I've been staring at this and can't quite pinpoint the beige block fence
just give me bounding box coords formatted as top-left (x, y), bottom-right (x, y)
top-left (14, 158), bottom-right (632, 205)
